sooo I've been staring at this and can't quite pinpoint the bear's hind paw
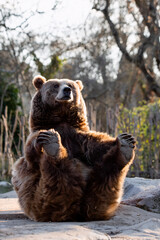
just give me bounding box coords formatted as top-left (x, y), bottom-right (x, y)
top-left (117, 133), bottom-right (136, 162)
top-left (118, 133), bottom-right (136, 148)
top-left (36, 130), bottom-right (63, 158)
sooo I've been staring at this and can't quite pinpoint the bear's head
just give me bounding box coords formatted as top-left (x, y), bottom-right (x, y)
top-left (30, 76), bottom-right (89, 131)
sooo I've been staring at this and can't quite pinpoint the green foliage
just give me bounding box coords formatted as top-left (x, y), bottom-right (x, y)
top-left (0, 74), bottom-right (22, 179)
top-left (0, 75), bottom-right (21, 116)
top-left (31, 52), bottom-right (63, 79)
top-left (117, 100), bottom-right (160, 178)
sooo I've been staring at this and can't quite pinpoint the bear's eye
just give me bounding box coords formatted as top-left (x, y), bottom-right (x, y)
top-left (68, 84), bottom-right (72, 88)
top-left (54, 84), bottom-right (59, 89)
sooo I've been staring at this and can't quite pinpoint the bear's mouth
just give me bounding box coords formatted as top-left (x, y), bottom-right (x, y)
top-left (56, 96), bottom-right (73, 102)
top-left (61, 96), bottom-right (71, 100)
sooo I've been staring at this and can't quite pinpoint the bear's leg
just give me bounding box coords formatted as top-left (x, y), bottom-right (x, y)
top-left (12, 130), bottom-right (45, 201)
top-left (24, 131), bottom-right (42, 166)
top-left (81, 133), bottom-right (136, 220)
top-left (25, 130), bottom-right (86, 222)
top-left (13, 130), bottom-right (86, 222)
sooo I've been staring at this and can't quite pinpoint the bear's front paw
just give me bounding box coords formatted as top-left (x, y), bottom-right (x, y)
top-left (117, 133), bottom-right (136, 162)
top-left (36, 129), bottom-right (62, 157)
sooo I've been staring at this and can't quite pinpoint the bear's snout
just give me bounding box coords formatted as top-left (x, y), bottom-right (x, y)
top-left (56, 84), bottom-right (73, 101)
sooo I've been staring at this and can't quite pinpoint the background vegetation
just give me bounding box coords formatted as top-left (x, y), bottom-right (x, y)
top-left (0, 0), bottom-right (160, 180)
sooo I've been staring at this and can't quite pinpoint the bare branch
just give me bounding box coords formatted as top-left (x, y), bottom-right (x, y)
top-left (95, 0), bottom-right (160, 97)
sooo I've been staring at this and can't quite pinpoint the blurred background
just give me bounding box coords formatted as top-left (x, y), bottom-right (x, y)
top-left (0, 0), bottom-right (160, 184)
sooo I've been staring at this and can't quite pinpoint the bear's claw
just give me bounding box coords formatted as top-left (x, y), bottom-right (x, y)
top-left (118, 133), bottom-right (136, 148)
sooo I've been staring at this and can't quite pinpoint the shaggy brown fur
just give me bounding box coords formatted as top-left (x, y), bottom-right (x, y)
top-left (12, 75), bottom-right (136, 222)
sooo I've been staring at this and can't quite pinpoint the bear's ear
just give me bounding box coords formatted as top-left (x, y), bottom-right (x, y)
top-left (32, 75), bottom-right (46, 90)
top-left (75, 80), bottom-right (83, 91)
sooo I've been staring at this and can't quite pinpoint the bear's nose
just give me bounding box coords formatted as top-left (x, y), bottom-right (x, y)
top-left (63, 87), bottom-right (71, 95)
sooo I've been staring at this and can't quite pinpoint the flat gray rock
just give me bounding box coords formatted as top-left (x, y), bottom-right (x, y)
top-left (1, 178), bottom-right (160, 240)
top-left (0, 203), bottom-right (160, 240)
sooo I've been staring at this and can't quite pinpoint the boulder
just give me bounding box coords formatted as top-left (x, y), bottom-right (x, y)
top-left (0, 181), bottom-right (13, 194)
top-left (123, 177), bottom-right (160, 213)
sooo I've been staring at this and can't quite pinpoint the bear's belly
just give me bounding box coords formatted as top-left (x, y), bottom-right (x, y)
top-left (61, 135), bottom-right (90, 166)
top-left (54, 125), bottom-right (92, 167)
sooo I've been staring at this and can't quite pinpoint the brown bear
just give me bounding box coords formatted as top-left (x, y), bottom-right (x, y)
top-left (12, 75), bottom-right (136, 222)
